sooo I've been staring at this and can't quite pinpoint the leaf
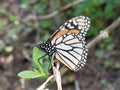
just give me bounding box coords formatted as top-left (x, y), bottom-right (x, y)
top-left (100, 79), bottom-right (106, 85)
top-left (99, 43), bottom-right (105, 49)
top-left (106, 44), bottom-right (115, 51)
top-left (32, 47), bottom-right (45, 72)
top-left (104, 3), bottom-right (114, 19)
top-left (40, 20), bottom-right (52, 28)
top-left (8, 14), bottom-right (16, 22)
top-left (18, 70), bottom-right (40, 79)
top-left (43, 60), bottom-right (51, 73)
top-left (5, 46), bottom-right (14, 52)
top-left (95, 50), bottom-right (104, 58)
top-left (8, 26), bottom-right (20, 37)
top-left (103, 37), bottom-right (111, 43)
top-left (0, 6), bottom-right (6, 13)
top-left (103, 60), bottom-right (112, 68)
top-left (0, 23), bottom-right (6, 30)
top-left (68, 76), bottom-right (74, 82)
top-left (98, 0), bottom-right (106, 5)
top-left (20, 0), bottom-right (29, 9)
top-left (33, 4), bottom-right (46, 15)
top-left (114, 63), bottom-right (120, 69)
top-left (44, 54), bottom-right (54, 72)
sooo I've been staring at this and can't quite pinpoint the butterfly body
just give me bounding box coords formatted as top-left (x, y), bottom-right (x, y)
top-left (38, 15), bottom-right (90, 71)
top-left (39, 40), bottom-right (56, 56)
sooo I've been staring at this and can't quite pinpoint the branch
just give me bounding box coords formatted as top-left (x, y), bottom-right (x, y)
top-left (25, 0), bottom-right (84, 21)
top-left (38, 0), bottom-right (84, 20)
top-left (36, 75), bottom-right (54, 90)
top-left (87, 17), bottom-right (120, 49)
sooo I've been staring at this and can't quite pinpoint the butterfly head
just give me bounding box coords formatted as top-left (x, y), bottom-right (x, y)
top-left (37, 39), bottom-right (56, 56)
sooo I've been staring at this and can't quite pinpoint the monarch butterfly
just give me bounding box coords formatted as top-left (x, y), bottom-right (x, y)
top-left (37, 15), bottom-right (90, 71)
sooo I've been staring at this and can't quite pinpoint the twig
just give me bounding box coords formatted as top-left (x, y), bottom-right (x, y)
top-left (52, 61), bottom-right (62, 90)
top-left (87, 17), bottom-right (120, 49)
top-left (25, 0), bottom-right (84, 20)
top-left (36, 75), bottom-right (54, 90)
top-left (38, 0), bottom-right (84, 20)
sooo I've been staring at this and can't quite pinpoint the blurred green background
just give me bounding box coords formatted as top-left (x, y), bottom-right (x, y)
top-left (0, 0), bottom-right (120, 90)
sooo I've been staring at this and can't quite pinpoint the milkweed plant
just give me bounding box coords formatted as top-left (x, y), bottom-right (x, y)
top-left (18, 47), bottom-right (53, 79)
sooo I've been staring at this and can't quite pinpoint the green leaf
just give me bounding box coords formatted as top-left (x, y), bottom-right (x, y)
top-left (103, 60), bottom-right (112, 68)
top-left (103, 37), bottom-right (111, 43)
top-left (32, 47), bottom-right (45, 71)
top-left (114, 63), bottom-right (120, 69)
top-left (99, 43), bottom-right (105, 49)
top-left (0, 40), bottom-right (5, 52)
top-left (104, 3), bottom-right (114, 19)
top-left (8, 26), bottom-right (20, 37)
top-left (68, 76), bottom-right (74, 82)
top-left (5, 46), bottom-right (14, 52)
top-left (0, 6), bottom-right (6, 13)
top-left (40, 20), bottom-right (52, 28)
top-left (8, 14), bottom-right (16, 22)
top-left (43, 54), bottom-right (54, 73)
top-left (18, 70), bottom-right (40, 79)
top-left (100, 79), bottom-right (106, 85)
top-left (106, 44), bottom-right (115, 51)
top-left (43, 61), bottom-right (51, 73)
top-left (32, 47), bottom-right (52, 76)
top-left (114, 0), bottom-right (120, 4)
top-left (20, 0), bottom-right (29, 9)
top-left (95, 50), bottom-right (104, 58)
top-left (0, 23), bottom-right (6, 30)
top-left (98, 0), bottom-right (106, 5)
top-left (33, 4), bottom-right (46, 15)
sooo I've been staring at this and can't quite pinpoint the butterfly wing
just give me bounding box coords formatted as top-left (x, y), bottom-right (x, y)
top-left (54, 33), bottom-right (88, 71)
top-left (49, 15), bottom-right (90, 71)
top-left (50, 15), bottom-right (90, 39)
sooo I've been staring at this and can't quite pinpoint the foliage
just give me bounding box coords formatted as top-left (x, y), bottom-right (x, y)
top-left (0, 0), bottom-right (120, 81)
top-left (95, 49), bottom-right (104, 58)
top-left (103, 60), bottom-right (112, 68)
top-left (18, 47), bottom-right (52, 79)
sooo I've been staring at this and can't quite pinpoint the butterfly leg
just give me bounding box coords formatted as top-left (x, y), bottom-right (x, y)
top-left (47, 56), bottom-right (53, 70)
top-left (38, 54), bottom-right (46, 67)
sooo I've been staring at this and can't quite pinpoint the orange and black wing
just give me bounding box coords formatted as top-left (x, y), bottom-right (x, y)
top-left (50, 15), bottom-right (90, 40)
top-left (50, 15), bottom-right (90, 71)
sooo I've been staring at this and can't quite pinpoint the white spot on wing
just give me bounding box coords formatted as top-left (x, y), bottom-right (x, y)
top-left (65, 38), bottom-right (79, 44)
top-left (69, 51), bottom-right (82, 60)
top-left (63, 34), bottom-right (73, 42)
top-left (73, 20), bottom-right (77, 25)
top-left (55, 36), bottom-right (63, 44)
top-left (56, 43), bottom-right (72, 50)
top-left (70, 43), bottom-right (83, 48)
top-left (56, 53), bottom-right (74, 70)
top-left (58, 53), bottom-right (76, 70)
top-left (74, 48), bottom-right (83, 55)
top-left (57, 49), bottom-right (78, 65)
